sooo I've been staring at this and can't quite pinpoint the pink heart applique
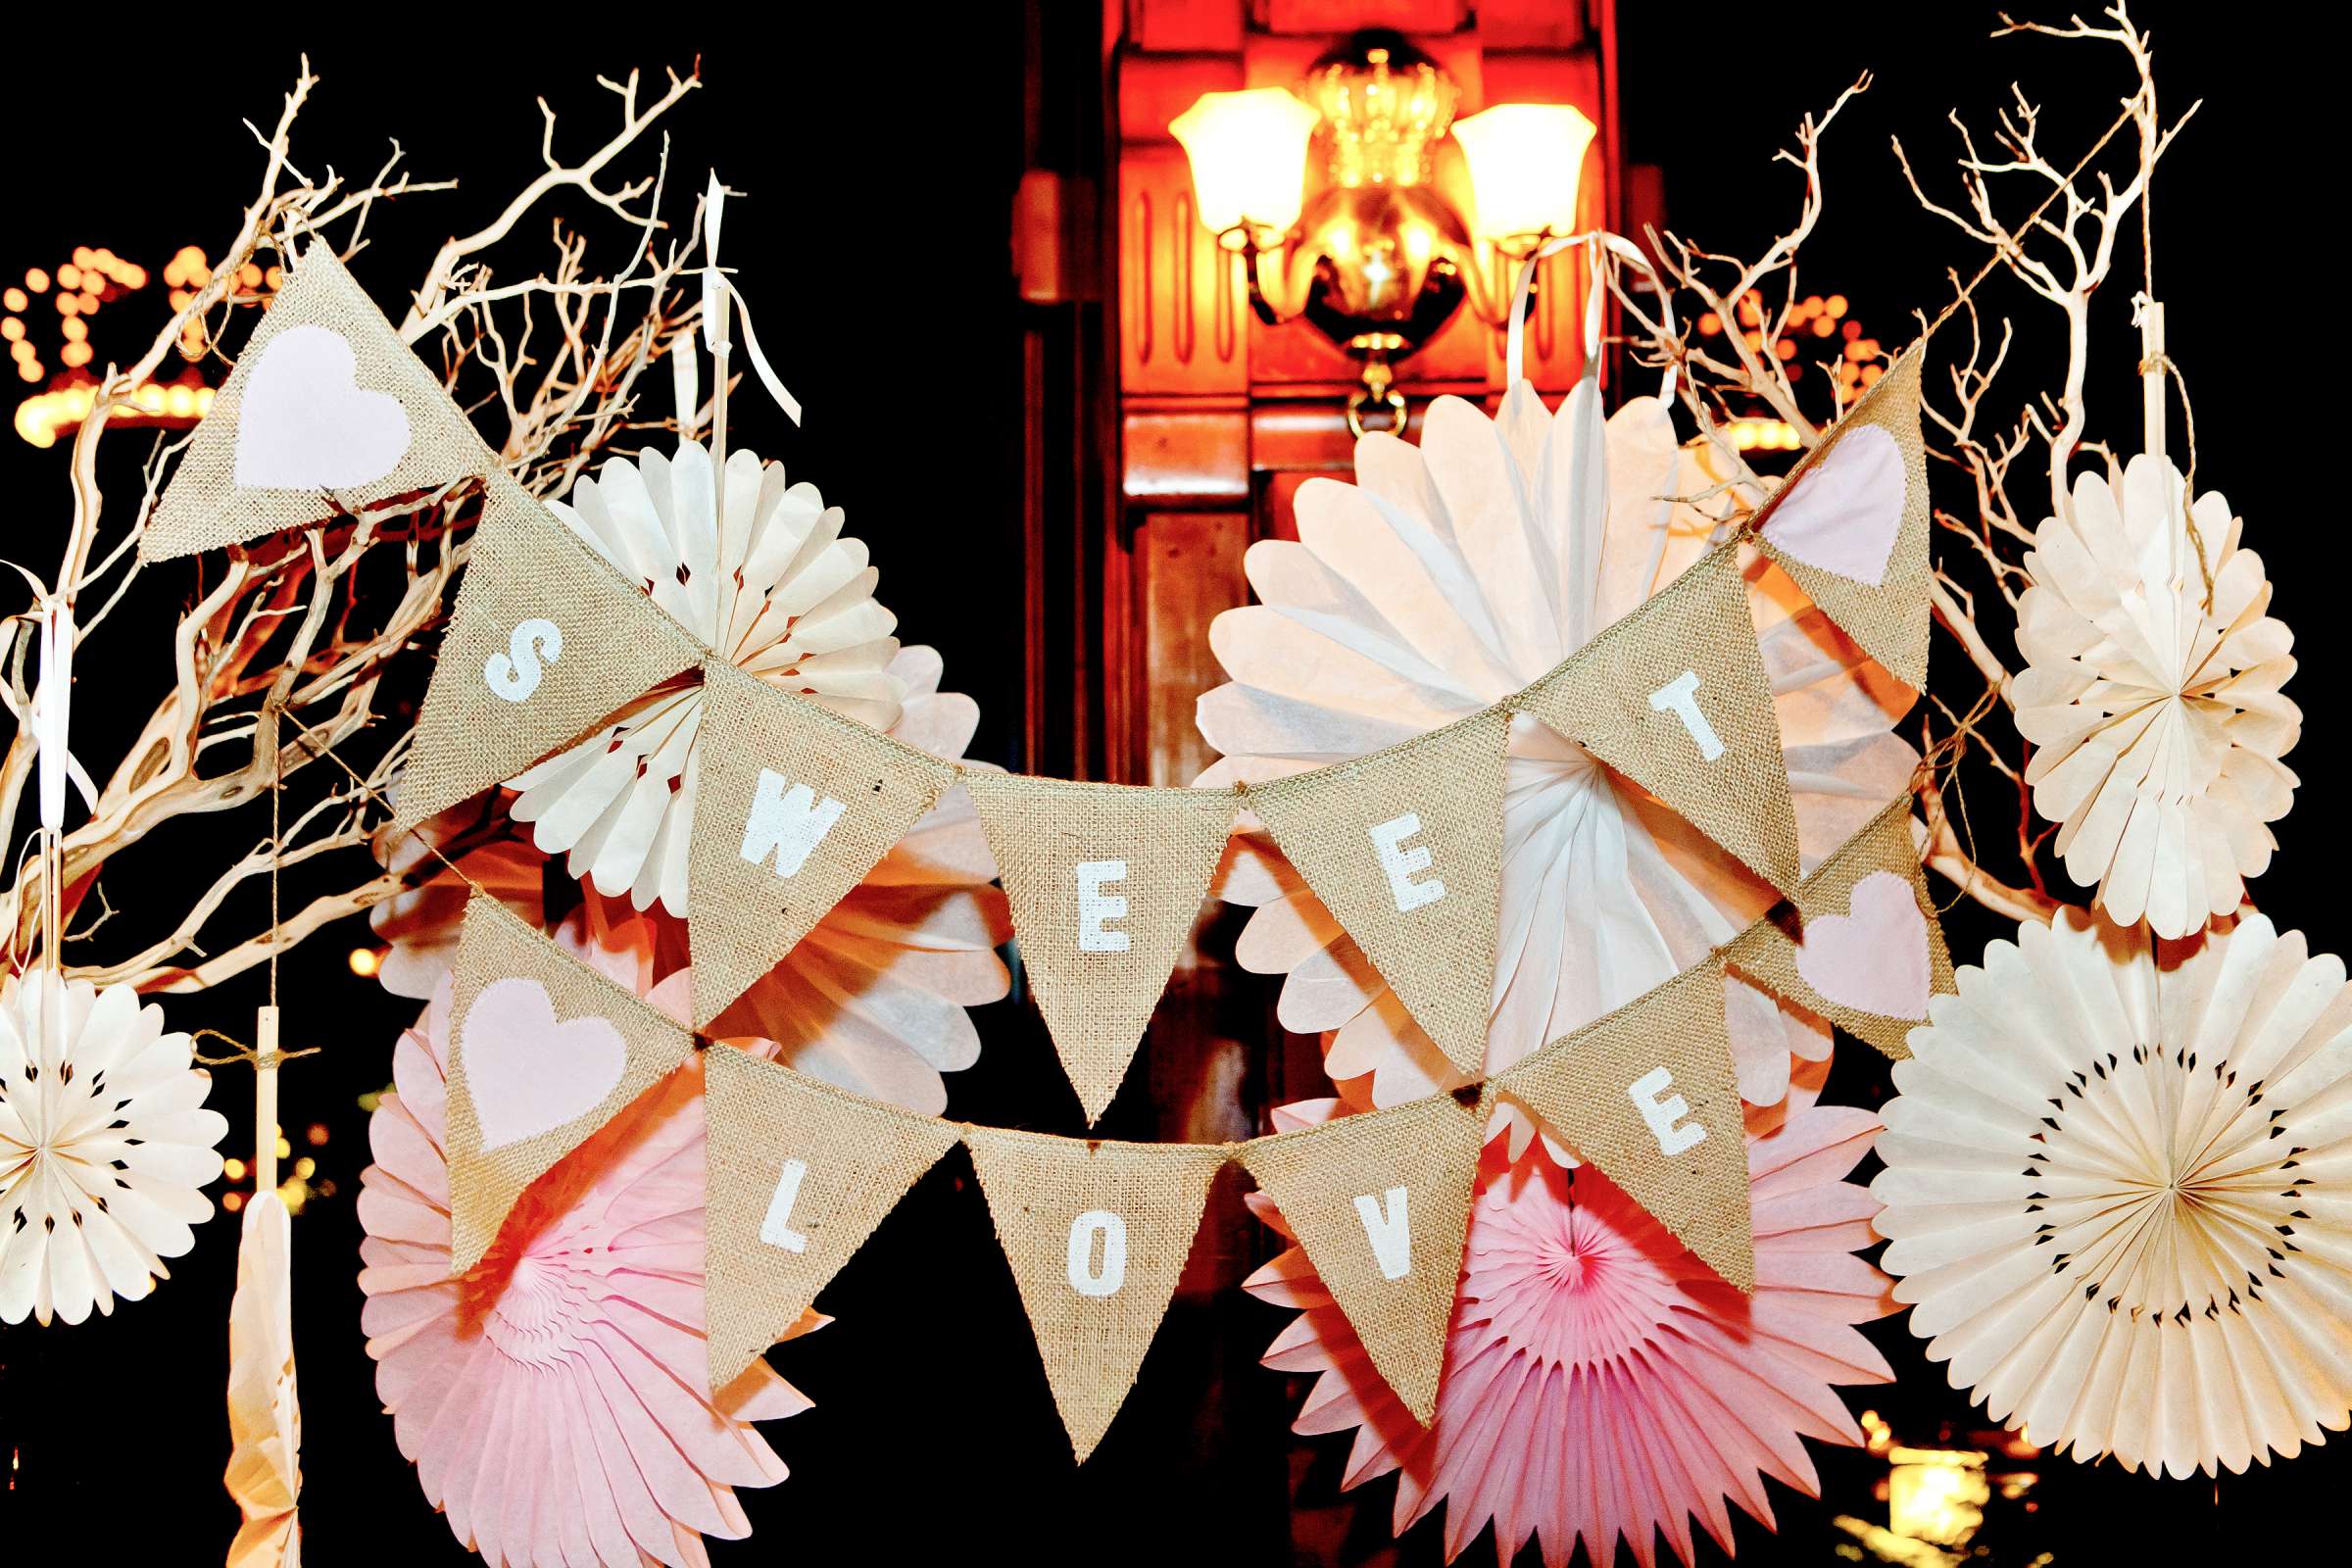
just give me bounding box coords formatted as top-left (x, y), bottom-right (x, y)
top-left (1794, 870), bottom-right (1931, 1020)
top-left (1760, 422), bottom-right (1904, 587)
top-left (234, 323), bottom-right (411, 489)
top-left (462, 977), bottom-right (628, 1152)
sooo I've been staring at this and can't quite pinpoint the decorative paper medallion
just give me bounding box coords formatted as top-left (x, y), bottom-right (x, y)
top-left (1494, 956), bottom-right (1754, 1291)
top-left (144, 244), bottom-right (493, 560)
top-left (1239, 1092), bottom-right (1485, 1423)
top-left (1244, 708), bottom-right (1508, 1077)
top-left (689, 659), bottom-right (958, 1027)
top-left (1874, 910), bottom-right (2352, 1478)
top-left (1515, 541), bottom-right (1801, 892)
top-left (2013, 453), bottom-right (2300, 938)
top-left (703, 1044), bottom-right (961, 1392)
top-left (443, 895), bottom-right (696, 1271)
top-left (396, 471), bottom-right (707, 833)
top-left (0, 971), bottom-right (228, 1325)
top-left (1750, 350), bottom-right (1931, 685)
top-left (963, 774), bottom-right (1238, 1121)
top-left (963, 1128), bottom-right (1227, 1460)
top-left (1727, 796), bottom-right (1954, 1058)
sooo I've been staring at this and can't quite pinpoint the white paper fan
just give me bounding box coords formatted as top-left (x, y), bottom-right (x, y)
top-left (1873, 908), bottom-right (2352, 1477)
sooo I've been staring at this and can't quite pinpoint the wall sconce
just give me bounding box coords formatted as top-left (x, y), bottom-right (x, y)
top-left (1170, 30), bottom-right (1596, 429)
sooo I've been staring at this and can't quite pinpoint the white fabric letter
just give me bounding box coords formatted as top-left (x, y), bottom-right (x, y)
top-left (483, 617), bottom-right (563, 703)
top-left (1351, 1185), bottom-right (1413, 1281)
top-left (1369, 812), bottom-right (1445, 912)
top-left (1065, 1208), bottom-right (1128, 1297)
top-left (739, 769), bottom-right (848, 876)
top-left (1646, 669), bottom-right (1725, 760)
top-left (759, 1157), bottom-right (811, 1252)
top-left (1628, 1066), bottom-right (1706, 1156)
top-left (1075, 859), bottom-right (1132, 954)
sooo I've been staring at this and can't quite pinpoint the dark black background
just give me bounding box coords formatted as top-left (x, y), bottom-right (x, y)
top-left (1, 5), bottom-right (2340, 1564)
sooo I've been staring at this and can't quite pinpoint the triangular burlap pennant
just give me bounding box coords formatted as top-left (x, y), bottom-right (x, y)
top-left (962, 1128), bottom-right (1226, 1460)
top-left (1749, 348), bottom-right (1932, 685)
top-left (963, 775), bottom-right (1238, 1122)
top-left (1494, 956), bottom-right (1754, 1291)
top-left (703, 1044), bottom-right (961, 1393)
top-left (144, 244), bottom-right (494, 561)
top-left (1725, 797), bottom-right (1954, 1058)
top-left (1238, 1093), bottom-right (1484, 1423)
top-left (394, 472), bottom-right (706, 833)
top-left (1244, 709), bottom-right (1507, 1076)
top-left (1517, 542), bottom-right (1801, 893)
top-left (444, 895), bottom-right (697, 1272)
top-left (689, 659), bottom-right (957, 1028)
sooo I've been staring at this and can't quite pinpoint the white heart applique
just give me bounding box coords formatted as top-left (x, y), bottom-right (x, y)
top-left (461, 977), bottom-right (628, 1152)
top-left (1793, 870), bottom-right (1931, 1020)
top-left (233, 323), bottom-right (412, 490)
top-left (1760, 422), bottom-right (1905, 587)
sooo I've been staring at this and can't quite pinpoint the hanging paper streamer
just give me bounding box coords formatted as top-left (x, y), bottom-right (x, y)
top-left (963, 1128), bottom-right (1226, 1460)
top-left (1748, 350), bottom-right (1933, 685)
top-left (688, 660), bottom-right (958, 1027)
top-left (394, 471), bottom-right (707, 833)
top-left (963, 774), bottom-right (1238, 1121)
top-left (1239, 1092), bottom-right (1485, 1424)
top-left (1517, 541), bottom-right (1802, 893)
top-left (1244, 709), bottom-right (1509, 1077)
top-left (1494, 956), bottom-right (1755, 1291)
top-left (443, 896), bottom-right (697, 1271)
top-left (703, 1044), bottom-right (961, 1392)
top-left (224, 1192), bottom-right (302, 1568)
top-left (1726, 796), bottom-right (1955, 1058)
top-left (144, 245), bottom-right (494, 560)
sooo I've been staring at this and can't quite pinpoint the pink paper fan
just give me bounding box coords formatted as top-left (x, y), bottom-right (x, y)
top-left (1247, 1074), bottom-right (1894, 1568)
top-left (358, 912), bottom-right (812, 1567)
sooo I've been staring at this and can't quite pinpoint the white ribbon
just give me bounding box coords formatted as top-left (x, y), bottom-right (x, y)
top-left (3, 574), bottom-right (98, 835)
top-left (1504, 229), bottom-right (1677, 404)
top-left (696, 174), bottom-right (801, 428)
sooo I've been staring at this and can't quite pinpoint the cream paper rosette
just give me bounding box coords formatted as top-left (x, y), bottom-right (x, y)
top-left (1873, 909), bottom-right (2352, 1477)
top-left (507, 438), bottom-right (914, 915)
top-left (2014, 454), bottom-right (2299, 938)
top-left (1200, 387), bottom-right (1919, 1131)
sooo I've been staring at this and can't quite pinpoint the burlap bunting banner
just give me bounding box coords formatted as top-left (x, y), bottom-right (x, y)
top-left (1244, 709), bottom-right (1508, 1078)
top-left (394, 472), bottom-right (706, 833)
top-left (1749, 349), bottom-right (1933, 686)
top-left (145, 244), bottom-right (494, 561)
top-left (1517, 542), bottom-right (1801, 893)
top-left (1726, 797), bottom-right (1954, 1058)
top-left (963, 774), bottom-right (1239, 1122)
top-left (703, 1044), bottom-right (962, 1393)
top-left (1239, 1093), bottom-right (1485, 1424)
top-left (689, 659), bottom-right (957, 1028)
top-left (1494, 956), bottom-right (1755, 1292)
top-left (963, 1129), bottom-right (1226, 1460)
top-left (443, 895), bottom-right (698, 1272)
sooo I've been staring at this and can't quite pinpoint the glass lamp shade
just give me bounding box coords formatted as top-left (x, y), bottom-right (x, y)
top-left (1452, 103), bottom-right (1598, 245)
top-left (1170, 88), bottom-right (1320, 236)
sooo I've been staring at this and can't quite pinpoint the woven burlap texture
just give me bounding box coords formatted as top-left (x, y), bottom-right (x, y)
top-left (394, 471), bottom-right (706, 832)
top-left (1750, 349), bottom-right (1932, 686)
top-left (1494, 955), bottom-right (1755, 1292)
top-left (1516, 541), bottom-right (1802, 893)
top-left (1725, 796), bottom-right (1954, 1058)
top-left (144, 244), bottom-right (494, 561)
top-left (1239, 1092), bottom-right (1484, 1424)
top-left (688, 658), bottom-right (956, 1029)
top-left (1244, 707), bottom-right (1508, 1078)
top-left (963, 773), bottom-right (1238, 1122)
top-left (702, 1044), bottom-right (961, 1393)
top-left (963, 1128), bottom-right (1226, 1460)
top-left (443, 894), bottom-right (697, 1273)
